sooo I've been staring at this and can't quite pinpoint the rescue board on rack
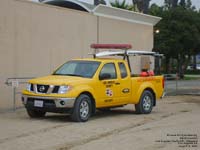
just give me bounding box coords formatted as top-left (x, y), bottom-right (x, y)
top-left (90, 44), bottom-right (163, 57)
top-left (127, 50), bottom-right (155, 55)
top-left (95, 50), bottom-right (163, 57)
top-left (95, 51), bottom-right (124, 57)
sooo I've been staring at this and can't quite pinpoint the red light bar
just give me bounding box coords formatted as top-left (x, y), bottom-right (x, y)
top-left (91, 44), bottom-right (132, 49)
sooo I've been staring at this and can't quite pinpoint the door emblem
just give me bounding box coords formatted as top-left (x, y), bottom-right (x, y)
top-left (106, 89), bottom-right (113, 97)
top-left (122, 88), bottom-right (130, 93)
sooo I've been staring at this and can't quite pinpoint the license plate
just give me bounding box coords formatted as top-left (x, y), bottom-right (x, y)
top-left (34, 100), bottom-right (43, 107)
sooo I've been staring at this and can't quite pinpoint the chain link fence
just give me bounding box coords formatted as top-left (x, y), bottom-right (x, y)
top-left (165, 77), bottom-right (200, 96)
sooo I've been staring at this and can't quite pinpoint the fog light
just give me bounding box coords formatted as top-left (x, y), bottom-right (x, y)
top-left (60, 100), bottom-right (65, 105)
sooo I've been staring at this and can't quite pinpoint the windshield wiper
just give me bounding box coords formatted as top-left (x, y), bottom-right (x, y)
top-left (53, 73), bottom-right (84, 77)
top-left (65, 74), bottom-right (83, 77)
top-left (52, 73), bottom-right (65, 76)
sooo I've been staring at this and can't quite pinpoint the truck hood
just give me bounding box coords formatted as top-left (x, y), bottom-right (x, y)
top-left (29, 75), bottom-right (91, 85)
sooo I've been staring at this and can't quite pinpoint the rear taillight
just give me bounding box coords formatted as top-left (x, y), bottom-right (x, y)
top-left (162, 76), bottom-right (165, 89)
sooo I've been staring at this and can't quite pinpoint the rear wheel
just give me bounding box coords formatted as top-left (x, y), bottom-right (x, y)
top-left (26, 109), bottom-right (46, 118)
top-left (71, 94), bottom-right (92, 122)
top-left (135, 90), bottom-right (154, 114)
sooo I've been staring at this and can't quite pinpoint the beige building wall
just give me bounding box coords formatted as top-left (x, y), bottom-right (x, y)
top-left (98, 17), bottom-right (153, 73)
top-left (0, 0), bottom-right (97, 111)
top-left (0, 0), bottom-right (154, 111)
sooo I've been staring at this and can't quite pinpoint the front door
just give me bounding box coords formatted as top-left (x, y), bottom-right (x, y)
top-left (96, 63), bottom-right (119, 107)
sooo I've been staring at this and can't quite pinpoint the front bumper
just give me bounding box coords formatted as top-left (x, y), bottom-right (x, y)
top-left (22, 95), bottom-right (76, 109)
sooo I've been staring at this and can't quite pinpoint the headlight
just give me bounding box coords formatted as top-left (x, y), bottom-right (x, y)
top-left (26, 83), bottom-right (31, 91)
top-left (58, 85), bottom-right (72, 94)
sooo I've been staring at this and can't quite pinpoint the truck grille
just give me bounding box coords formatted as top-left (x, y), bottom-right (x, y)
top-left (52, 86), bottom-right (59, 93)
top-left (30, 84), bottom-right (60, 94)
top-left (37, 84), bottom-right (49, 93)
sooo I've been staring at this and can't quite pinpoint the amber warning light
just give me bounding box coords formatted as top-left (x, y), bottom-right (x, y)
top-left (91, 44), bottom-right (132, 49)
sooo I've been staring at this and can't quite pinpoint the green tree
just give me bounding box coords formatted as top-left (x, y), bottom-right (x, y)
top-left (110, 0), bottom-right (133, 10)
top-left (164, 0), bottom-right (179, 9)
top-left (132, 0), bottom-right (137, 11)
top-left (150, 2), bottom-right (200, 77)
top-left (131, 0), bottom-right (151, 13)
top-left (142, 0), bottom-right (151, 14)
top-left (179, 0), bottom-right (186, 7)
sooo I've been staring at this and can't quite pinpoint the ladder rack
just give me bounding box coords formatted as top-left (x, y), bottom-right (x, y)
top-left (90, 44), bottom-right (163, 58)
top-left (90, 44), bottom-right (163, 74)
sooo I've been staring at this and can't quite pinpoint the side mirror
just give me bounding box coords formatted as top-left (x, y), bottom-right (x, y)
top-left (99, 73), bottom-right (111, 80)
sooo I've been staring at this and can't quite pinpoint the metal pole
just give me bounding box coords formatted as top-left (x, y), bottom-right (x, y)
top-left (176, 73), bottom-right (178, 95)
top-left (13, 87), bottom-right (16, 111)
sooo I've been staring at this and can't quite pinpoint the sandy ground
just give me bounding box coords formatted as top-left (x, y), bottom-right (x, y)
top-left (0, 96), bottom-right (199, 150)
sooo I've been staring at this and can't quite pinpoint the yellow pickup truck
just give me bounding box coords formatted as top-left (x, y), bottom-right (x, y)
top-left (22, 44), bottom-right (164, 122)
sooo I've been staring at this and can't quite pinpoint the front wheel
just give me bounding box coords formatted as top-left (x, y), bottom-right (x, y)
top-left (135, 90), bottom-right (154, 114)
top-left (71, 94), bottom-right (92, 122)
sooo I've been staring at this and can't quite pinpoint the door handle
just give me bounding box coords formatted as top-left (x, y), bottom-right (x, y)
top-left (115, 82), bottom-right (120, 85)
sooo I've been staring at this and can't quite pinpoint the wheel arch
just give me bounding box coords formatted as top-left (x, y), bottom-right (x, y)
top-left (78, 91), bottom-right (96, 115)
top-left (144, 88), bottom-right (156, 106)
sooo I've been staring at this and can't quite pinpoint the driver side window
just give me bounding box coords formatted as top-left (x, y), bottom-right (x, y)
top-left (99, 63), bottom-right (117, 79)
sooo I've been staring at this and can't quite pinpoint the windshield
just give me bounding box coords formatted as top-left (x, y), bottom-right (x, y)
top-left (53, 60), bottom-right (100, 78)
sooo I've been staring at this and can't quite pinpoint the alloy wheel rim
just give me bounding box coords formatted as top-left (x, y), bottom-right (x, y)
top-left (143, 95), bottom-right (151, 111)
top-left (80, 100), bottom-right (89, 119)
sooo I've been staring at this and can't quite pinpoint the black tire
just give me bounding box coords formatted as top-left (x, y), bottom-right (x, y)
top-left (135, 90), bottom-right (154, 114)
top-left (26, 109), bottom-right (46, 118)
top-left (71, 94), bottom-right (92, 122)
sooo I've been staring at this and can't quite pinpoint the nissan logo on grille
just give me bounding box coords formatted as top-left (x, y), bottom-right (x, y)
top-left (38, 86), bottom-right (45, 92)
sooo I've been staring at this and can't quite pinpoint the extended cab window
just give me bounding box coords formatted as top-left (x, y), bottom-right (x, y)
top-left (99, 63), bottom-right (117, 80)
top-left (118, 62), bottom-right (128, 78)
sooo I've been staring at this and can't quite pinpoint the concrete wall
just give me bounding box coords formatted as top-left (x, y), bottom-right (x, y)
top-left (0, 0), bottom-right (154, 111)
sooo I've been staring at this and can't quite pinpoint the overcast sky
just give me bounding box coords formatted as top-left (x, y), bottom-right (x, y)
top-left (31, 0), bottom-right (200, 9)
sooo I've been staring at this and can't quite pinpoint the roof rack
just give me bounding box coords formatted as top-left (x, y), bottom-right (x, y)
top-left (90, 44), bottom-right (163, 58)
top-left (90, 44), bottom-right (163, 73)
